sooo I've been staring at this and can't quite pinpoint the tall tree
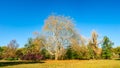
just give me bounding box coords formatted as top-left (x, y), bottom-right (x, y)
top-left (42, 15), bottom-right (79, 60)
top-left (88, 31), bottom-right (98, 59)
top-left (88, 30), bottom-right (100, 59)
top-left (101, 36), bottom-right (113, 59)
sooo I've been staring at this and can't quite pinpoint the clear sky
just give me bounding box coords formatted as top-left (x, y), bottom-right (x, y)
top-left (0, 0), bottom-right (120, 47)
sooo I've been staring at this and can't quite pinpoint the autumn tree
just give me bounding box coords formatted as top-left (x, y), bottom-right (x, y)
top-left (88, 30), bottom-right (100, 59)
top-left (42, 15), bottom-right (79, 60)
top-left (24, 37), bottom-right (44, 54)
top-left (113, 46), bottom-right (120, 58)
top-left (21, 37), bottom-right (44, 61)
top-left (4, 40), bottom-right (19, 59)
top-left (16, 48), bottom-right (26, 59)
top-left (66, 32), bottom-right (90, 60)
top-left (66, 43), bottom-right (90, 60)
top-left (101, 36), bottom-right (113, 59)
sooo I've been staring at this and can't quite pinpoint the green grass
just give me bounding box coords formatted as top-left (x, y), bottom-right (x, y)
top-left (0, 60), bottom-right (120, 68)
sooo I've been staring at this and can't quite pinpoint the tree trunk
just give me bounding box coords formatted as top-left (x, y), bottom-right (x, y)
top-left (55, 52), bottom-right (58, 60)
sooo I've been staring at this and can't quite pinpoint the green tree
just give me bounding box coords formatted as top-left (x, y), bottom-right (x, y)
top-left (65, 46), bottom-right (76, 59)
top-left (41, 48), bottom-right (52, 60)
top-left (0, 46), bottom-right (4, 59)
top-left (101, 36), bottom-right (113, 59)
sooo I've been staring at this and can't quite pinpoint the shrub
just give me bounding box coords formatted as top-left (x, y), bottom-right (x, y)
top-left (21, 53), bottom-right (43, 61)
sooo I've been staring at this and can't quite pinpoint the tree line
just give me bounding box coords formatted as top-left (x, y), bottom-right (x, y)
top-left (0, 15), bottom-right (120, 61)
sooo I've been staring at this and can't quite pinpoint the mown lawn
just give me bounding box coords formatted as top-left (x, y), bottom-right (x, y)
top-left (0, 60), bottom-right (120, 68)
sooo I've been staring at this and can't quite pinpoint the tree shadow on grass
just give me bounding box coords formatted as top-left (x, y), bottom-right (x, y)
top-left (0, 61), bottom-right (45, 67)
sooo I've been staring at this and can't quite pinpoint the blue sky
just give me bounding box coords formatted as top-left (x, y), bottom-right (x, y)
top-left (0, 0), bottom-right (120, 47)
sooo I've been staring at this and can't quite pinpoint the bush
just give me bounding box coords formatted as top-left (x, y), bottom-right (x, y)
top-left (21, 53), bottom-right (43, 61)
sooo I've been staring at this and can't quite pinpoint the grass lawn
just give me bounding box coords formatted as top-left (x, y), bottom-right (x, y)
top-left (0, 60), bottom-right (120, 68)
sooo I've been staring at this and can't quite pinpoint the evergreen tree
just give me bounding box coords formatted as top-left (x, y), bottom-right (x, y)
top-left (101, 36), bottom-right (113, 59)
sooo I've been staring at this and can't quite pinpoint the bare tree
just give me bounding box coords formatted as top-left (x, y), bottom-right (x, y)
top-left (42, 15), bottom-right (78, 60)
